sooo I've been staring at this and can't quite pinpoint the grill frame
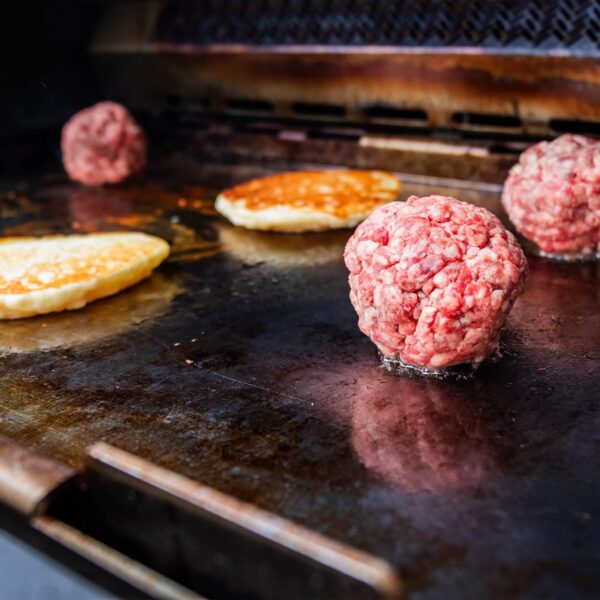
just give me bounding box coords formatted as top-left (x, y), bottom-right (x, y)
top-left (90, 2), bottom-right (600, 142)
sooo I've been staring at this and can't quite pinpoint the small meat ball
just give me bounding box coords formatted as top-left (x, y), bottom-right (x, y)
top-left (502, 134), bottom-right (600, 255)
top-left (61, 101), bottom-right (146, 185)
top-left (344, 195), bottom-right (528, 371)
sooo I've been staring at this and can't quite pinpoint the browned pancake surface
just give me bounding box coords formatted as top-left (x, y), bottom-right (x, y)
top-left (220, 170), bottom-right (401, 218)
top-left (0, 235), bottom-right (165, 295)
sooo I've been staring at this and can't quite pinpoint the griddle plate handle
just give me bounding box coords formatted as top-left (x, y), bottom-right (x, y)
top-left (0, 435), bottom-right (74, 516)
top-left (75, 442), bottom-right (403, 600)
top-left (0, 438), bottom-right (403, 599)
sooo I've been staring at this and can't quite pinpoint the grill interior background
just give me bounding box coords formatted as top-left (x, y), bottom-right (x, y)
top-left (1, 3), bottom-right (600, 599)
top-left (89, 0), bottom-right (600, 157)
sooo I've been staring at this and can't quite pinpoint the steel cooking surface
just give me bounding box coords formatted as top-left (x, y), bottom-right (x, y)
top-left (0, 169), bottom-right (598, 598)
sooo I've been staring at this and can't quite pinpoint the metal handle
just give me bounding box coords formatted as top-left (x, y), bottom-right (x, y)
top-left (85, 442), bottom-right (403, 599)
top-left (0, 437), bottom-right (403, 599)
top-left (0, 435), bottom-right (74, 516)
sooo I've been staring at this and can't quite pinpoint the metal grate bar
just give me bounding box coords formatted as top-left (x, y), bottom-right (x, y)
top-left (153, 0), bottom-right (600, 53)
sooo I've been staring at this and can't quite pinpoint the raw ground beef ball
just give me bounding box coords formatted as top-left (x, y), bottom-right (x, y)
top-left (344, 195), bottom-right (528, 371)
top-left (502, 134), bottom-right (600, 255)
top-left (61, 101), bottom-right (146, 185)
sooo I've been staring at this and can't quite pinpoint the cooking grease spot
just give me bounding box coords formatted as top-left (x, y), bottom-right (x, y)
top-left (379, 352), bottom-right (478, 380)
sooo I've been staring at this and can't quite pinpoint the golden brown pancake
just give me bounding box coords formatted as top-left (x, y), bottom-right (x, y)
top-left (215, 169), bottom-right (401, 232)
top-left (0, 232), bottom-right (169, 319)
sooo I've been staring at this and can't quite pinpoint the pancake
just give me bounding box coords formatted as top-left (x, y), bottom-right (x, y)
top-left (0, 232), bottom-right (169, 319)
top-left (215, 170), bottom-right (401, 232)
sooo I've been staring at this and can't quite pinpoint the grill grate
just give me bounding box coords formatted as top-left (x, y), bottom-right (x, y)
top-left (154, 0), bottom-right (600, 53)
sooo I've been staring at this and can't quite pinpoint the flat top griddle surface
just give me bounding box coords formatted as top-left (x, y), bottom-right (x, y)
top-left (0, 168), bottom-right (599, 598)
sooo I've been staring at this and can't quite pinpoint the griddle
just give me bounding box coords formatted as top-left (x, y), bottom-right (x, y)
top-left (0, 161), bottom-right (598, 598)
top-left (3, 1), bottom-right (600, 596)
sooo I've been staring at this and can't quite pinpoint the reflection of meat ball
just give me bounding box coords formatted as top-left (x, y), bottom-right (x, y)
top-left (352, 379), bottom-right (495, 492)
top-left (344, 195), bottom-right (527, 370)
top-left (68, 186), bottom-right (138, 230)
top-left (61, 102), bottom-right (146, 185)
top-left (502, 134), bottom-right (600, 255)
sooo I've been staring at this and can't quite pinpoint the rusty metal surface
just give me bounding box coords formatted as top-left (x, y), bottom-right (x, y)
top-left (152, 52), bottom-right (600, 123)
top-left (0, 166), bottom-right (599, 598)
top-left (91, 3), bottom-right (600, 145)
top-left (93, 50), bottom-right (600, 138)
top-left (150, 129), bottom-right (518, 184)
top-left (0, 436), bottom-right (74, 517)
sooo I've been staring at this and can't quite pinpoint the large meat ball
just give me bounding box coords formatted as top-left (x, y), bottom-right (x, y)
top-left (344, 195), bottom-right (527, 371)
top-left (502, 134), bottom-right (600, 256)
top-left (61, 101), bottom-right (146, 186)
